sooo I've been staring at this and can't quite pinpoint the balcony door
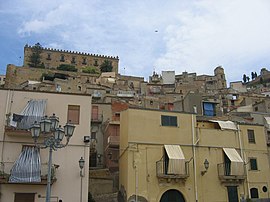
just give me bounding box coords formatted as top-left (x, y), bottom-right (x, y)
top-left (14, 193), bottom-right (35, 202)
top-left (160, 189), bottom-right (185, 202)
top-left (92, 106), bottom-right (98, 120)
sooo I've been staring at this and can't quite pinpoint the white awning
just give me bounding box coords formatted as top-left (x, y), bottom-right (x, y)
top-left (164, 145), bottom-right (185, 175)
top-left (210, 120), bottom-right (237, 131)
top-left (223, 148), bottom-right (244, 176)
top-left (264, 117), bottom-right (270, 128)
top-left (223, 148), bottom-right (243, 163)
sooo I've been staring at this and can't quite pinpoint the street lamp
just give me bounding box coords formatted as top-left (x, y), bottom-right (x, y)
top-left (30, 114), bottom-right (75, 202)
top-left (201, 159), bottom-right (210, 176)
top-left (79, 157), bottom-right (85, 202)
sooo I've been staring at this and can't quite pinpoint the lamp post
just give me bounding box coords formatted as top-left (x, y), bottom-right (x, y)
top-left (79, 157), bottom-right (85, 202)
top-left (30, 114), bottom-right (75, 202)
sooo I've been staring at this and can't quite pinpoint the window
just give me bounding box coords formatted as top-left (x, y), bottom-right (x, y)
top-left (250, 158), bottom-right (258, 170)
top-left (250, 188), bottom-right (259, 198)
top-left (46, 53), bottom-right (51, 60)
top-left (91, 132), bottom-right (96, 140)
top-left (82, 58), bottom-right (87, 65)
top-left (203, 102), bottom-right (216, 116)
top-left (15, 193), bottom-right (35, 202)
top-left (161, 115), bottom-right (177, 127)
top-left (71, 57), bottom-right (76, 64)
top-left (67, 105), bottom-right (80, 124)
top-left (60, 55), bottom-right (65, 62)
top-left (248, 129), bottom-right (255, 143)
top-left (94, 60), bottom-right (98, 66)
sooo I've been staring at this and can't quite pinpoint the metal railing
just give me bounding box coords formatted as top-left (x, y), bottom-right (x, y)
top-left (217, 163), bottom-right (246, 180)
top-left (107, 136), bottom-right (119, 147)
top-left (0, 162), bottom-right (58, 183)
top-left (156, 159), bottom-right (189, 179)
top-left (91, 114), bottom-right (103, 123)
top-left (8, 115), bottom-right (44, 130)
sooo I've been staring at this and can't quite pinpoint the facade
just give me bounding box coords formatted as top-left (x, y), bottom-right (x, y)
top-left (90, 103), bottom-right (112, 168)
top-left (119, 108), bottom-right (270, 202)
top-left (0, 89), bottom-right (91, 202)
top-left (23, 44), bottom-right (119, 73)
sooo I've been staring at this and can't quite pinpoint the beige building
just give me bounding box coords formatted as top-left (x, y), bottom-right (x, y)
top-left (0, 89), bottom-right (91, 202)
top-left (119, 108), bottom-right (270, 202)
top-left (0, 75), bottom-right (5, 86)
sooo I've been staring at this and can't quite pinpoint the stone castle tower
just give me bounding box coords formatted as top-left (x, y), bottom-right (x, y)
top-left (214, 66), bottom-right (227, 89)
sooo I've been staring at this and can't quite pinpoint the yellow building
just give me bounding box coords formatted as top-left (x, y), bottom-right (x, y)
top-left (0, 89), bottom-right (91, 202)
top-left (119, 108), bottom-right (270, 202)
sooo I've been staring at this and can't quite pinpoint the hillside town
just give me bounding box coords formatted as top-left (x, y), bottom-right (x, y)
top-left (1, 43), bottom-right (270, 202)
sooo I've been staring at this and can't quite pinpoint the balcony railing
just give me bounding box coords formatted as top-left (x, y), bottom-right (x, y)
top-left (91, 114), bottom-right (103, 123)
top-left (107, 136), bottom-right (119, 147)
top-left (156, 159), bottom-right (189, 180)
top-left (117, 91), bottom-right (135, 98)
top-left (217, 163), bottom-right (246, 182)
top-left (8, 115), bottom-right (43, 130)
top-left (0, 162), bottom-right (58, 185)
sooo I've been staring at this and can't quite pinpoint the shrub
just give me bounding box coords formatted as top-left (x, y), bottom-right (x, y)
top-left (57, 64), bottom-right (78, 72)
top-left (82, 66), bottom-right (99, 74)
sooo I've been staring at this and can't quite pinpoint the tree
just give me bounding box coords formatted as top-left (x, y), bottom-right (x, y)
top-left (99, 60), bottom-right (113, 72)
top-left (251, 72), bottom-right (255, 80)
top-left (260, 77), bottom-right (264, 84)
top-left (28, 43), bottom-right (43, 68)
top-left (254, 72), bottom-right (257, 78)
top-left (243, 74), bottom-right (247, 83)
top-left (247, 76), bottom-right (250, 82)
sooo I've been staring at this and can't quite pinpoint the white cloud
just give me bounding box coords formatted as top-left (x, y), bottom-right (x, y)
top-left (155, 0), bottom-right (270, 81)
top-left (2, 0), bottom-right (270, 82)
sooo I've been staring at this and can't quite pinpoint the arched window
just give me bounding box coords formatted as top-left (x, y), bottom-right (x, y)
top-left (250, 188), bottom-right (259, 198)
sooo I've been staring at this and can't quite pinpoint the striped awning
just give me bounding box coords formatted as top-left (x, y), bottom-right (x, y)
top-left (164, 145), bottom-right (185, 175)
top-left (10, 99), bottom-right (47, 129)
top-left (223, 148), bottom-right (244, 176)
top-left (9, 146), bottom-right (41, 183)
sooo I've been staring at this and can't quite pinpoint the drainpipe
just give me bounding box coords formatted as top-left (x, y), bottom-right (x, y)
top-left (1, 90), bottom-right (11, 163)
top-left (133, 150), bottom-right (138, 202)
top-left (237, 124), bottom-right (250, 199)
top-left (192, 114), bottom-right (199, 202)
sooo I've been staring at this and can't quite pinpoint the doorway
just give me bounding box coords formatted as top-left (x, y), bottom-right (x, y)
top-left (227, 186), bottom-right (239, 202)
top-left (160, 189), bottom-right (185, 202)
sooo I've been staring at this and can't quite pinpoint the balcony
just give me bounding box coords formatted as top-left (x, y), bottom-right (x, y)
top-left (5, 126), bottom-right (31, 137)
top-left (91, 114), bottom-right (103, 123)
top-left (156, 159), bottom-right (189, 182)
top-left (0, 162), bottom-right (58, 185)
top-left (107, 136), bottom-right (119, 148)
top-left (5, 115), bottom-right (44, 137)
top-left (217, 163), bottom-right (246, 183)
top-left (117, 90), bottom-right (135, 98)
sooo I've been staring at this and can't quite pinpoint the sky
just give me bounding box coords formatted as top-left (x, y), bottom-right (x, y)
top-left (1, 0), bottom-right (270, 83)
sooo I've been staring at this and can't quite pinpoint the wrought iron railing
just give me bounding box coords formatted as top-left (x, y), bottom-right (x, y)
top-left (156, 159), bottom-right (189, 179)
top-left (0, 162), bottom-right (58, 183)
top-left (217, 163), bottom-right (246, 180)
top-left (91, 114), bottom-right (103, 123)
